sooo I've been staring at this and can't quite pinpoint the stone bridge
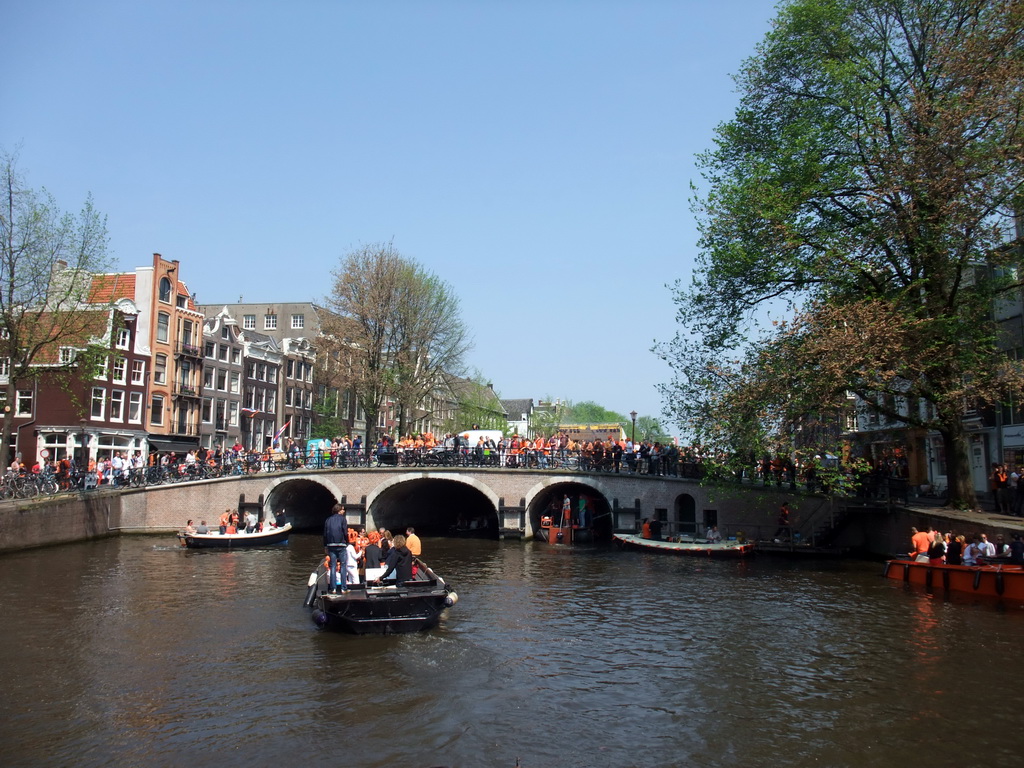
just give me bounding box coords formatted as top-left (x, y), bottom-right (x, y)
top-left (115, 466), bottom-right (795, 539)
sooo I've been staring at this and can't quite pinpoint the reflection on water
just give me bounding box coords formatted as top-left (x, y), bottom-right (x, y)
top-left (2, 535), bottom-right (1024, 768)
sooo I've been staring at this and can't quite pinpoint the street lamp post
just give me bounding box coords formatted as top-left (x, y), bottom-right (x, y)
top-left (630, 410), bottom-right (637, 444)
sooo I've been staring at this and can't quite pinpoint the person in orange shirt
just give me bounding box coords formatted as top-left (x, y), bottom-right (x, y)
top-left (908, 526), bottom-right (931, 562)
top-left (535, 436), bottom-right (549, 468)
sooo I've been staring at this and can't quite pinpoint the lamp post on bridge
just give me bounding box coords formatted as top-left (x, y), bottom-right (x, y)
top-left (630, 410), bottom-right (637, 444)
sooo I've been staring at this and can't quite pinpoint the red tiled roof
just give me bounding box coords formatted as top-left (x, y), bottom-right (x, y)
top-left (88, 273), bottom-right (136, 304)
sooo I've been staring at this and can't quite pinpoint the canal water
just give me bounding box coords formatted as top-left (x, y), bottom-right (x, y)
top-left (2, 534), bottom-right (1024, 768)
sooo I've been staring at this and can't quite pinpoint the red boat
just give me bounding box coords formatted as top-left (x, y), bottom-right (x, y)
top-left (883, 558), bottom-right (1024, 600)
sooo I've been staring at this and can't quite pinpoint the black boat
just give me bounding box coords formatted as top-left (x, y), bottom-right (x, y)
top-left (304, 559), bottom-right (458, 635)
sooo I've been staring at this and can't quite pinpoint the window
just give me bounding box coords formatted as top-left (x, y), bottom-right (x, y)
top-left (0, 357), bottom-right (8, 378)
top-left (154, 354), bottom-right (167, 385)
top-left (59, 347), bottom-right (76, 365)
top-left (306, 363), bottom-right (313, 383)
top-left (264, 314), bottom-right (277, 330)
top-left (128, 392), bottom-right (142, 423)
top-left (150, 395), bottom-right (164, 426)
top-left (204, 367), bottom-right (214, 388)
top-left (159, 277), bottom-right (172, 302)
top-left (231, 348), bottom-right (241, 365)
top-left (266, 391), bottom-right (275, 411)
top-left (116, 328), bottom-right (130, 350)
top-left (218, 344), bottom-right (228, 362)
top-left (291, 314), bottom-right (304, 329)
top-left (202, 398), bottom-right (213, 423)
top-left (256, 362), bottom-right (266, 381)
top-left (157, 312), bottom-right (169, 343)
top-left (221, 326), bottom-right (230, 340)
top-left (112, 357), bottom-right (126, 384)
top-left (205, 341), bottom-right (215, 358)
top-left (176, 295), bottom-right (187, 309)
top-left (286, 359), bottom-right (294, 379)
top-left (229, 401), bottom-right (239, 426)
top-left (285, 387), bottom-right (293, 407)
top-left (14, 389), bottom-right (33, 417)
top-left (131, 360), bottom-right (145, 385)
top-left (41, 432), bottom-right (69, 461)
top-left (230, 371), bottom-right (240, 394)
top-left (246, 361), bottom-right (255, 379)
top-left (243, 314), bottom-right (256, 330)
top-left (95, 356), bottom-right (108, 380)
top-left (91, 387), bottom-right (105, 419)
top-left (110, 390), bottom-right (124, 421)
top-left (268, 366), bottom-right (277, 384)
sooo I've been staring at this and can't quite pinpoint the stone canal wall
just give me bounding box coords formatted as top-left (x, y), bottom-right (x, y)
top-left (1, 490), bottom-right (124, 552)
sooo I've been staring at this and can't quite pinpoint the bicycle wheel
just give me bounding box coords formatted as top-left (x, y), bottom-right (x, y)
top-left (16, 477), bottom-right (37, 498)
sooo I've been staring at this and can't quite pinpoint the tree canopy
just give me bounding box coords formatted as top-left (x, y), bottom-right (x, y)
top-left (320, 242), bottom-right (470, 446)
top-left (0, 150), bottom-right (112, 466)
top-left (659, 0), bottom-right (1024, 507)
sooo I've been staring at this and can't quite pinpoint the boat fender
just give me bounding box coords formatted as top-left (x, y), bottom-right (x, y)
top-left (303, 572), bottom-right (320, 607)
top-left (942, 569), bottom-right (950, 592)
top-left (311, 610), bottom-right (328, 628)
top-left (925, 568), bottom-right (933, 590)
top-left (973, 570), bottom-right (982, 591)
top-left (445, 591), bottom-right (459, 607)
top-left (556, 531), bottom-right (563, 542)
top-left (883, 561), bottom-right (892, 578)
top-left (903, 563), bottom-right (910, 582)
top-left (996, 571), bottom-right (1005, 596)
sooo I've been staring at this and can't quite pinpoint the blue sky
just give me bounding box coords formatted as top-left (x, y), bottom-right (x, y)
top-left (2, 0), bottom-right (779, 429)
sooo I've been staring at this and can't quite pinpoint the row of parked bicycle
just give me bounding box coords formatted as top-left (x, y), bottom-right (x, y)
top-left (0, 447), bottom-right (702, 500)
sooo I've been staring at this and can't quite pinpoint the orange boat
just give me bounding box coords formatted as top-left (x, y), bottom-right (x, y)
top-left (883, 558), bottom-right (1024, 601)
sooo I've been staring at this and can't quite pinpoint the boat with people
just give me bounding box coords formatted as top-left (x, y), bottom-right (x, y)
top-left (883, 557), bottom-right (1024, 601)
top-left (304, 557), bottom-right (458, 634)
top-left (613, 532), bottom-right (755, 558)
top-left (177, 522), bottom-right (292, 549)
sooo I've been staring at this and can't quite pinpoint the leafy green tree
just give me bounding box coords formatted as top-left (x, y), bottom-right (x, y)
top-left (564, 400), bottom-right (625, 425)
top-left (660, 0), bottom-right (1024, 508)
top-left (310, 391), bottom-right (347, 440)
top-left (0, 150), bottom-right (113, 467)
top-left (442, 373), bottom-right (506, 434)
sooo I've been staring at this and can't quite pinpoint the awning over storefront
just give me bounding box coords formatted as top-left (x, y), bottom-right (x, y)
top-left (146, 436), bottom-right (201, 455)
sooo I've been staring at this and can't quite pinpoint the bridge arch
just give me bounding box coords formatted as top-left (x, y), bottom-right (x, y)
top-left (261, 474), bottom-right (345, 530)
top-left (524, 476), bottom-right (615, 540)
top-left (674, 493), bottom-right (697, 535)
top-left (365, 472), bottom-right (501, 538)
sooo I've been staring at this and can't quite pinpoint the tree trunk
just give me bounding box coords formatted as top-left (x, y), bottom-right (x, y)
top-left (939, 419), bottom-right (977, 510)
top-left (363, 409), bottom-right (378, 456)
top-left (0, 378), bottom-right (17, 469)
